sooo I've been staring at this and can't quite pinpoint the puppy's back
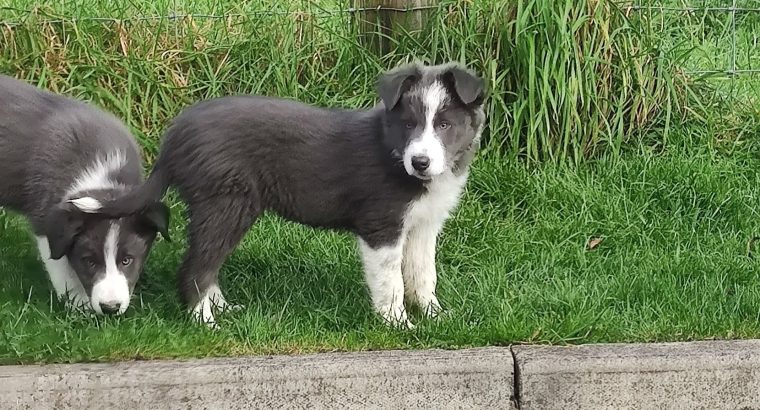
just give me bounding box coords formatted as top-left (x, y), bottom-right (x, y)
top-left (0, 75), bottom-right (142, 217)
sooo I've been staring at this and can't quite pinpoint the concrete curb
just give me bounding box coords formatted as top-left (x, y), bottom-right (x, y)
top-left (514, 339), bottom-right (760, 410)
top-left (0, 347), bottom-right (516, 410)
top-left (2, 340), bottom-right (760, 409)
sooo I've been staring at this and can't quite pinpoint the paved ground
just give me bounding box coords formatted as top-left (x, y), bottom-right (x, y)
top-left (514, 339), bottom-right (760, 410)
top-left (2, 340), bottom-right (760, 409)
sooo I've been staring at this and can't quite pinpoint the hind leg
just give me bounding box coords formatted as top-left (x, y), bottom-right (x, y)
top-left (178, 196), bottom-right (259, 327)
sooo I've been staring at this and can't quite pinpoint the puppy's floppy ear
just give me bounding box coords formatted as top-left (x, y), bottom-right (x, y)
top-left (44, 203), bottom-right (85, 260)
top-left (138, 201), bottom-right (171, 242)
top-left (446, 65), bottom-right (486, 106)
top-left (378, 64), bottom-right (420, 110)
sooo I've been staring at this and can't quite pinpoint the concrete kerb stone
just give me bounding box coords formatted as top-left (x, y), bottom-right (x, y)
top-left (4, 339), bottom-right (760, 409)
top-left (0, 347), bottom-right (516, 410)
top-left (513, 339), bottom-right (760, 410)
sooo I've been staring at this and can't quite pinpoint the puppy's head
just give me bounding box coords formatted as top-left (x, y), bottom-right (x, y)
top-left (378, 62), bottom-right (487, 180)
top-left (42, 197), bottom-right (170, 315)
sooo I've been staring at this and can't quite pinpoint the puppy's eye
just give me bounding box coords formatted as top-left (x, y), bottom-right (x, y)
top-left (438, 121), bottom-right (451, 130)
top-left (405, 122), bottom-right (415, 129)
top-left (121, 256), bottom-right (134, 266)
top-left (82, 257), bottom-right (96, 268)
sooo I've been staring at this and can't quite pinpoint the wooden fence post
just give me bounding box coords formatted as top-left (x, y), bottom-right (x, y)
top-left (352, 0), bottom-right (440, 56)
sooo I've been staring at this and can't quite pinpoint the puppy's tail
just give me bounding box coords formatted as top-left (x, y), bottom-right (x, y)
top-left (99, 165), bottom-right (171, 217)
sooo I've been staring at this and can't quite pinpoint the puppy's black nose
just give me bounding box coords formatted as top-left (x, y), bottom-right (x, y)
top-left (100, 302), bottom-right (121, 314)
top-left (411, 155), bottom-right (430, 172)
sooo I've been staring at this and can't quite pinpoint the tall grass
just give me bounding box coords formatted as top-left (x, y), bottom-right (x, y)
top-left (0, 0), bottom-right (695, 163)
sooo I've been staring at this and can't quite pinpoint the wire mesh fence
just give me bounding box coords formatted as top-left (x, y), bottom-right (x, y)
top-left (2, 1), bottom-right (758, 103)
top-left (626, 0), bottom-right (760, 103)
top-left (0, 1), bottom-right (732, 160)
top-left (0, 4), bottom-right (440, 25)
top-left (629, 0), bottom-right (751, 76)
top-left (2, 1), bottom-right (757, 72)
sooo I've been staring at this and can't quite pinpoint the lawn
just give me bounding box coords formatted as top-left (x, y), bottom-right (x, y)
top-left (2, 0), bottom-right (760, 365)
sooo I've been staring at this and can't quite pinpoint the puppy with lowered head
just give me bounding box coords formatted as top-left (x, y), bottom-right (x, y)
top-left (99, 61), bottom-right (486, 327)
top-left (0, 75), bottom-right (169, 315)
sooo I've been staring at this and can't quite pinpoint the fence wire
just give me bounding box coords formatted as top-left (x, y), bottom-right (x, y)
top-left (0, 5), bottom-right (437, 25)
top-left (630, 0), bottom-right (760, 78)
top-left (2, 2), bottom-right (758, 79)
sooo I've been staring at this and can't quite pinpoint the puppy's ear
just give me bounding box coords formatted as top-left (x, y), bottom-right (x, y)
top-left (138, 201), bottom-right (171, 242)
top-left (446, 66), bottom-right (486, 106)
top-left (44, 203), bottom-right (85, 260)
top-left (378, 64), bottom-right (419, 110)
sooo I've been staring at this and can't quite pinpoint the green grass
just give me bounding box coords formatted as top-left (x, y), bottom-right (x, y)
top-left (2, 0), bottom-right (760, 364)
top-left (4, 128), bottom-right (760, 364)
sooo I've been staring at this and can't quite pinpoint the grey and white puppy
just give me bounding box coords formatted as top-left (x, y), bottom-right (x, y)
top-left (98, 61), bottom-right (486, 327)
top-left (0, 74), bottom-right (170, 315)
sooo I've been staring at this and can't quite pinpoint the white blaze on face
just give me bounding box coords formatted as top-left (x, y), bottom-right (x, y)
top-left (403, 81), bottom-right (448, 178)
top-left (90, 222), bottom-right (131, 315)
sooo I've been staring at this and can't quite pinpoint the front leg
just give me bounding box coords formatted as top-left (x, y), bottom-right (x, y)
top-left (402, 222), bottom-right (443, 317)
top-left (357, 237), bottom-right (412, 328)
top-left (36, 236), bottom-right (90, 311)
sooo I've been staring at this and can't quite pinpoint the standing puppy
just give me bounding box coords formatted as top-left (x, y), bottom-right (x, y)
top-left (0, 75), bottom-right (170, 315)
top-left (99, 62), bottom-right (486, 327)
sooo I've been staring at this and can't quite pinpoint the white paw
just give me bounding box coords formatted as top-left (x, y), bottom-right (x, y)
top-left (378, 305), bottom-right (415, 329)
top-left (209, 285), bottom-right (244, 311)
top-left (209, 293), bottom-right (244, 313)
top-left (190, 285), bottom-right (244, 328)
top-left (220, 303), bottom-right (245, 313)
top-left (191, 296), bottom-right (217, 328)
top-left (419, 295), bottom-right (443, 318)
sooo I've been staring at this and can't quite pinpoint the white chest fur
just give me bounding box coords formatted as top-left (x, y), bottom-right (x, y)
top-left (403, 171), bottom-right (468, 233)
top-left (358, 170), bottom-right (469, 328)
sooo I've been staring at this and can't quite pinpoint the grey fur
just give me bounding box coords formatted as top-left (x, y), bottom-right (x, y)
top-left (100, 62), bottom-right (487, 319)
top-left (0, 74), bottom-right (169, 313)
